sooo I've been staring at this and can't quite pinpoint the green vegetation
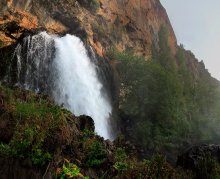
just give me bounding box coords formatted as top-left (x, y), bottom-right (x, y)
top-left (85, 140), bottom-right (106, 167)
top-left (113, 148), bottom-right (128, 174)
top-left (0, 126), bottom-right (52, 166)
top-left (0, 85), bottom-right (73, 166)
top-left (142, 154), bottom-right (193, 178)
top-left (108, 25), bottom-right (220, 158)
top-left (108, 47), bottom-right (186, 153)
top-left (56, 160), bottom-right (89, 179)
top-left (111, 154), bottom-right (193, 179)
top-left (197, 154), bottom-right (220, 179)
top-left (153, 25), bottom-right (176, 72)
top-left (0, 80), bottom-right (218, 178)
top-left (82, 128), bottom-right (95, 139)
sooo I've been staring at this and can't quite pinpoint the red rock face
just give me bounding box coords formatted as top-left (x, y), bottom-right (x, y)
top-left (98, 0), bottom-right (177, 56)
top-left (0, 0), bottom-right (177, 57)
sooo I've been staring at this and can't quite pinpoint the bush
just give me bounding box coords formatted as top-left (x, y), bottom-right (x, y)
top-left (113, 148), bottom-right (128, 174)
top-left (82, 129), bottom-right (95, 140)
top-left (56, 160), bottom-right (89, 179)
top-left (0, 127), bottom-right (52, 166)
top-left (31, 149), bottom-right (52, 166)
top-left (85, 141), bottom-right (106, 167)
top-left (111, 154), bottom-right (193, 178)
top-left (197, 154), bottom-right (220, 179)
top-left (0, 86), bottom-right (74, 166)
top-left (0, 143), bottom-right (12, 156)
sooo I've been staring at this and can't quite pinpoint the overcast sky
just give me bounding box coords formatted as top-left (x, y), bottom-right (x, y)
top-left (160, 0), bottom-right (220, 80)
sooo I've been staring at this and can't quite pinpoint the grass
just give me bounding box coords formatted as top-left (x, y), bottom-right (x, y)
top-left (0, 85), bottom-right (73, 166)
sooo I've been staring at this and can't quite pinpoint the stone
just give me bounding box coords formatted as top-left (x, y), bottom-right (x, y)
top-left (79, 115), bottom-right (95, 132)
top-left (177, 144), bottom-right (220, 171)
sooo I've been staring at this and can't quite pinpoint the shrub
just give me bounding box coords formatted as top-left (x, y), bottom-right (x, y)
top-left (0, 127), bottom-right (52, 166)
top-left (111, 153), bottom-right (193, 178)
top-left (0, 86), bottom-right (74, 166)
top-left (85, 141), bottom-right (106, 167)
top-left (31, 149), bottom-right (52, 166)
top-left (113, 148), bottom-right (128, 174)
top-left (56, 160), bottom-right (89, 179)
top-left (82, 129), bottom-right (95, 139)
top-left (0, 143), bottom-right (12, 156)
top-left (197, 154), bottom-right (220, 179)
top-left (143, 154), bottom-right (193, 178)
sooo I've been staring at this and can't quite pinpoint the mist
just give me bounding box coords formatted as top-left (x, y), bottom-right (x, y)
top-left (161, 0), bottom-right (220, 80)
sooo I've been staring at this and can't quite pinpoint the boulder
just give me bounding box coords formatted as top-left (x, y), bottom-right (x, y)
top-left (78, 115), bottom-right (95, 132)
top-left (177, 144), bottom-right (220, 178)
top-left (177, 144), bottom-right (220, 170)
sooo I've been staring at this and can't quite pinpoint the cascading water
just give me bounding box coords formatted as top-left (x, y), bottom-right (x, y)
top-left (13, 32), bottom-right (113, 140)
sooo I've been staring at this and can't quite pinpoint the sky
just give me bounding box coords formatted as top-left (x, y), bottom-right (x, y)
top-left (160, 0), bottom-right (220, 80)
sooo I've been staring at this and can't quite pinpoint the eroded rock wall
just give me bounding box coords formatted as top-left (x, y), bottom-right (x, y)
top-left (0, 0), bottom-right (176, 57)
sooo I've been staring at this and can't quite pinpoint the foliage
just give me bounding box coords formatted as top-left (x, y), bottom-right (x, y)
top-left (197, 153), bottom-right (220, 179)
top-left (145, 154), bottom-right (176, 178)
top-left (112, 154), bottom-right (193, 179)
top-left (109, 47), bottom-right (185, 152)
top-left (31, 149), bottom-right (52, 166)
top-left (152, 25), bottom-right (176, 72)
top-left (113, 148), bottom-right (128, 174)
top-left (0, 143), bottom-right (12, 156)
top-left (0, 85), bottom-right (73, 166)
top-left (0, 126), bottom-right (52, 166)
top-left (85, 141), bottom-right (106, 167)
top-left (82, 128), bottom-right (95, 139)
top-left (108, 25), bottom-right (220, 159)
top-left (56, 160), bottom-right (89, 179)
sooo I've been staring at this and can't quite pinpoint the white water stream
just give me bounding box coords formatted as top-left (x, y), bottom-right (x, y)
top-left (15, 32), bottom-right (112, 139)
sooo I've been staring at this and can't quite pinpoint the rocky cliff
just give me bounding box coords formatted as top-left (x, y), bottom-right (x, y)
top-left (0, 0), bottom-right (176, 57)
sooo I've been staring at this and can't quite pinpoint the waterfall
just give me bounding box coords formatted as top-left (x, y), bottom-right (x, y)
top-left (14, 32), bottom-right (113, 140)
